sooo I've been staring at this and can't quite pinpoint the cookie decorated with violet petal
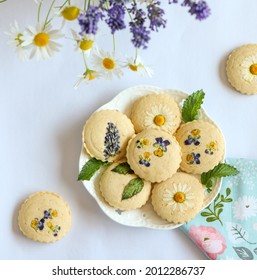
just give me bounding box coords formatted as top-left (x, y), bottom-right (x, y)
top-left (82, 110), bottom-right (135, 162)
top-left (126, 129), bottom-right (182, 183)
top-left (226, 44), bottom-right (257, 95)
top-left (18, 192), bottom-right (72, 243)
top-left (99, 160), bottom-right (152, 211)
top-left (130, 93), bottom-right (181, 134)
top-left (175, 120), bottom-right (225, 174)
top-left (151, 172), bottom-right (204, 224)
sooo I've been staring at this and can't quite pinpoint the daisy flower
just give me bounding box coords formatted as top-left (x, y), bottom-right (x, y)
top-left (233, 195), bottom-right (257, 221)
top-left (74, 69), bottom-right (99, 89)
top-left (163, 183), bottom-right (194, 212)
top-left (126, 55), bottom-right (153, 77)
top-left (241, 54), bottom-right (257, 82)
top-left (144, 104), bottom-right (174, 131)
top-left (5, 21), bottom-right (28, 61)
top-left (21, 23), bottom-right (64, 60)
top-left (71, 29), bottom-right (95, 56)
top-left (91, 49), bottom-right (123, 79)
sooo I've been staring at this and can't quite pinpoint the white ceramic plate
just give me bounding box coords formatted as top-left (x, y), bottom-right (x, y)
top-left (79, 85), bottom-right (225, 230)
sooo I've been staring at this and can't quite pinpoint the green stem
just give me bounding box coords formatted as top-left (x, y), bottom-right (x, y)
top-left (84, 0), bottom-right (87, 11)
top-left (37, 0), bottom-right (43, 23)
top-left (112, 35), bottom-right (116, 53)
top-left (134, 48), bottom-right (138, 64)
top-left (82, 52), bottom-right (88, 70)
top-left (43, 0), bottom-right (56, 29)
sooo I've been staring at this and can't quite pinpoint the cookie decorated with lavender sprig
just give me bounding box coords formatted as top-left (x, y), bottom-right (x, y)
top-left (18, 192), bottom-right (72, 243)
top-left (130, 93), bottom-right (181, 134)
top-left (126, 129), bottom-right (182, 183)
top-left (83, 110), bottom-right (135, 162)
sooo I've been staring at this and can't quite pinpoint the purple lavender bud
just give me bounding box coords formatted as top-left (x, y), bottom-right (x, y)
top-left (105, 3), bottom-right (126, 34)
top-left (147, 1), bottom-right (166, 31)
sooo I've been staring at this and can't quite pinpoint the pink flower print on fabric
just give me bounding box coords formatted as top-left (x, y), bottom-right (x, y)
top-left (189, 225), bottom-right (226, 260)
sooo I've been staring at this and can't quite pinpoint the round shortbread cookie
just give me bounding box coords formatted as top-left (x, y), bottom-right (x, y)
top-left (151, 172), bottom-right (204, 224)
top-left (175, 120), bottom-right (225, 174)
top-left (99, 160), bottom-right (152, 211)
top-left (83, 110), bottom-right (135, 162)
top-left (126, 129), bottom-right (181, 183)
top-left (18, 192), bottom-right (72, 243)
top-left (130, 93), bottom-right (181, 134)
top-left (226, 44), bottom-right (257, 95)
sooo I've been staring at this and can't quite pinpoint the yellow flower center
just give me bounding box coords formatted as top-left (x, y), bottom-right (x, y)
top-left (141, 138), bottom-right (150, 146)
top-left (79, 40), bottom-right (93, 51)
top-left (88, 73), bottom-right (95, 80)
top-left (34, 32), bottom-right (49, 47)
top-left (129, 64), bottom-right (138, 71)
top-left (209, 141), bottom-right (217, 149)
top-left (186, 154), bottom-right (193, 162)
top-left (154, 148), bottom-right (163, 157)
top-left (191, 129), bottom-right (200, 136)
top-left (174, 192), bottom-right (186, 203)
top-left (144, 152), bottom-right (151, 159)
top-left (250, 64), bottom-right (257, 75)
top-left (61, 6), bottom-right (80, 21)
top-left (51, 210), bottom-right (58, 217)
top-left (102, 58), bottom-right (115, 70)
top-left (154, 114), bottom-right (166, 126)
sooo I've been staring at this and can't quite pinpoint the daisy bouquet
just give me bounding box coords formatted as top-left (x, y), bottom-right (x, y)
top-left (6, 0), bottom-right (211, 88)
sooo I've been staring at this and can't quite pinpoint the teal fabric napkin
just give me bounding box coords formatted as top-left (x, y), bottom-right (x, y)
top-left (180, 158), bottom-right (257, 260)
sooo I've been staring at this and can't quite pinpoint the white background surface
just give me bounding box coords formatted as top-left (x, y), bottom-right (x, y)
top-left (1, 0), bottom-right (257, 260)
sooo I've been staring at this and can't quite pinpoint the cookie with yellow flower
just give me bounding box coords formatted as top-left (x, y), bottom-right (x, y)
top-left (151, 172), bottom-right (204, 224)
top-left (226, 44), bottom-right (257, 95)
top-left (130, 93), bottom-right (181, 134)
top-left (82, 110), bottom-right (135, 162)
top-left (126, 129), bottom-right (181, 183)
top-left (175, 120), bottom-right (225, 174)
top-left (18, 192), bottom-right (71, 243)
top-left (99, 160), bottom-right (152, 211)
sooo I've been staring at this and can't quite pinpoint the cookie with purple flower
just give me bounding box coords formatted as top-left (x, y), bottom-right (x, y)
top-left (82, 110), bottom-right (135, 162)
top-left (18, 192), bottom-right (71, 243)
top-left (126, 129), bottom-right (181, 183)
top-left (175, 120), bottom-right (225, 174)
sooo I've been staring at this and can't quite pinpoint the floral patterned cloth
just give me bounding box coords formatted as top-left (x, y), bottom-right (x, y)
top-left (180, 158), bottom-right (257, 260)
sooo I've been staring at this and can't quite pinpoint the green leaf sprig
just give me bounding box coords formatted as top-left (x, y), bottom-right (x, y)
top-left (78, 157), bottom-right (108, 181)
top-left (181, 89), bottom-right (205, 123)
top-left (201, 187), bottom-right (232, 225)
top-left (122, 178), bottom-right (144, 200)
top-left (201, 163), bottom-right (239, 193)
top-left (111, 162), bottom-right (134, 175)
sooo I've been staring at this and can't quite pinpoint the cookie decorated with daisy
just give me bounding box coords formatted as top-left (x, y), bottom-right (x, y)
top-left (226, 44), bottom-right (257, 95)
top-left (130, 93), bottom-right (181, 134)
top-left (151, 172), bottom-right (204, 224)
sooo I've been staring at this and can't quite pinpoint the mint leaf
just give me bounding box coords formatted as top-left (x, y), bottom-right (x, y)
top-left (111, 162), bottom-right (134, 175)
top-left (78, 158), bottom-right (108, 181)
top-left (182, 90), bottom-right (205, 122)
top-left (201, 163), bottom-right (239, 191)
top-left (122, 178), bottom-right (144, 200)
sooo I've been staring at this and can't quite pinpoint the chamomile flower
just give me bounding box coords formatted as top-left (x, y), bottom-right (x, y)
top-left (163, 183), bottom-right (194, 212)
top-left (92, 49), bottom-right (123, 79)
top-left (5, 21), bottom-right (29, 61)
top-left (144, 104), bottom-right (174, 131)
top-left (21, 23), bottom-right (64, 60)
top-left (74, 69), bottom-right (99, 89)
top-left (71, 29), bottom-right (95, 56)
top-left (241, 54), bottom-right (257, 82)
top-left (126, 55), bottom-right (153, 77)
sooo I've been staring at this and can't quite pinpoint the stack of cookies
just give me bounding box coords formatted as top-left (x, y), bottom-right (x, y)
top-left (82, 92), bottom-right (225, 225)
